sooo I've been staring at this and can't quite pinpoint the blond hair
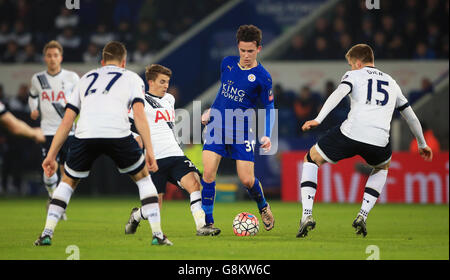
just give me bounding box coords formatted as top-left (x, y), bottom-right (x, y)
top-left (345, 44), bottom-right (374, 63)
top-left (43, 40), bottom-right (63, 55)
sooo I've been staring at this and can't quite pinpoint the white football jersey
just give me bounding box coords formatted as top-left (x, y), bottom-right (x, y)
top-left (129, 92), bottom-right (184, 160)
top-left (29, 69), bottom-right (79, 135)
top-left (0, 101), bottom-right (6, 115)
top-left (340, 66), bottom-right (409, 147)
top-left (68, 65), bottom-right (145, 139)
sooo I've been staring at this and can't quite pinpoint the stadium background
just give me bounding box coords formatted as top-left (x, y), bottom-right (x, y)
top-left (0, 0), bottom-right (448, 205)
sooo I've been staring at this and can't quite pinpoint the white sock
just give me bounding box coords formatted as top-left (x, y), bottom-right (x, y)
top-left (300, 162), bottom-right (318, 222)
top-left (359, 169), bottom-right (388, 221)
top-left (43, 173), bottom-right (58, 197)
top-left (133, 208), bottom-right (145, 222)
top-left (42, 182), bottom-right (74, 237)
top-left (136, 176), bottom-right (163, 239)
top-left (190, 191), bottom-right (205, 229)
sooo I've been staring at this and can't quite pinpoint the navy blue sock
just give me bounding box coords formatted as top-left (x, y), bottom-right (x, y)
top-left (201, 178), bottom-right (216, 225)
top-left (246, 178), bottom-right (268, 211)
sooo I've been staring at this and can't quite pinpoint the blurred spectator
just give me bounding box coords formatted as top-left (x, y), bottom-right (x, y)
top-left (312, 17), bottom-right (331, 39)
top-left (336, 33), bottom-right (352, 59)
top-left (10, 20), bottom-right (31, 48)
top-left (380, 15), bottom-right (396, 43)
top-left (8, 84), bottom-right (30, 113)
top-left (331, 17), bottom-right (347, 43)
top-left (132, 40), bottom-right (154, 65)
top-left (387, 35), bottom-right (406, 59)
top-left (55, 7), bottom-right (80, 31)
top-left (0, 22), bottom-right (12, 54)
top-left (413, 42), bottom-right (436, 59)
top-left (273, 84), bottom-right (295, 109)
top-left (57, 27), bottom-right (82, 62)
top-left (116, 21), bottom-right (134, 50)
top-left (2, 40), bottom-right (19, 63)
top-left (113, 0), bottom-right (144, 27)
top-left (273, 84), bottom-right (297, 137)
top-left (17, 43), bottom-right (41, 63)
top-left (423, 0), bottom-right (442, 23)
top-left (83, 43), bottom-right (101, 64)
top-left (408, 77), bottom-right (434, 104)
top-left (358, 16), bottom-right (375, 45)
top-left (90, 23), bottom-right (115, 48)
top-left (372, 31), bottom-right (387, 58)
top-left (134, 20), bottom-right (155, 47)
top-left (283, 34), bottom-right (308, 60)
top-left (317, 80), bottom-right (349, 131)
top-left (409, 122), bottom-right (441, 153)
top-left (403, 19), bottom-right (420, 57)
top-left (78, 0), bottom-right (100, 32)
top-left (139, 0), bottom-right (158, 23)
top-left (282, 0), bottom-right (448, 61)
top-left (293, 86), bottom-right (323, 134)
top-left (311, 37), bottom-right (332, 60)
top-left (0, 0), bottom-right (230, 63)
top-left (14, 0), bottom-right (30, 26)
top-left (426, 22), bottom-right (441, 51)
top-left (0, 0), bottom-right (15, 26)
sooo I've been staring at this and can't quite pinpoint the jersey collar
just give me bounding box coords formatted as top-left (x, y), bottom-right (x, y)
top-left (46, 69), bottom-right (62, 77)
top-left (146, 92), bottom-right (163, 99)
top-left (237, 61), bottom-right (259, 71)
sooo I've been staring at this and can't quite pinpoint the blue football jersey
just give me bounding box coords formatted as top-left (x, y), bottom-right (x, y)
top-left (209, 56), bottom-right (274, 137)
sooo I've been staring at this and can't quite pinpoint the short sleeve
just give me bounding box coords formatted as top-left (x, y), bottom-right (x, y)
top-left (340, 71), bottom-right (355, 93)
top-left (29, 75), bottom-right (40, 97)
top-left (394, 81), bottom-right (409, 111)
top-left (259, 73), bottom-right (274, 106)
top-left (66, 82), bottom-right (81, 114)
top-left (129, 73), bottom-right (145, 108)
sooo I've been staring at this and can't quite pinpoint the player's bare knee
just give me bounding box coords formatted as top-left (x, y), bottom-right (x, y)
top-left (61, 174), bottom-right (79, 190)
top-left (131, 167), bottom-right (149, 182)
top-left (304, 150), bottom-right (322, 167)
top-left (202, 170), bottom-right (216, 183)
top-left (240, 176), bottom-right (254, 188)
top-left (181, 173), bottom-right (201, 193)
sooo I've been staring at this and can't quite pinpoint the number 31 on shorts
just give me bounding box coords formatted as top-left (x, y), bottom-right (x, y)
top-left (244, 140), bottom-right (256, 152)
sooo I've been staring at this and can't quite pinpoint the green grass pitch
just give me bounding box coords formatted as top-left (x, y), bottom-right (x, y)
top-left (0, 197), bottom-right (448, 260)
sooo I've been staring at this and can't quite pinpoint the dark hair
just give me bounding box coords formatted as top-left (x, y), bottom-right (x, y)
top-left (102, 41), bottom-right (127, 62)
top-left (236, 25), bottom-right (262, 47)
top-left (145, 64), bottom-right (172, 82)
top-left (345, 43), bottom-right (374, 63)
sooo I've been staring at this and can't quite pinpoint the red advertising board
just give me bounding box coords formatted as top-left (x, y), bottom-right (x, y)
top-left (281, 151), bottom-right (449, 204)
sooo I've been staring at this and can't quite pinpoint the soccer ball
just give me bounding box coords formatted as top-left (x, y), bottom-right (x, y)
top-left (232, 212), bottom-right (259, 236)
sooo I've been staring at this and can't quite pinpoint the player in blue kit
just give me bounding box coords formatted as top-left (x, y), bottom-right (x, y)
top-left (201, 25), bottom-right (276, 234)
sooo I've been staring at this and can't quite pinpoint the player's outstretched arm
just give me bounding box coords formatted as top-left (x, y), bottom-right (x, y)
top-left (399, 106), bottom-right (432, 161)
top-left (309, 83), bottom-right (351, 129)
top-left (0, 111), bottom-right (45, 143)
top-left (132, 102), bottom-right (158, 173)
top-left (42, 108), bottom-right (77, 177)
